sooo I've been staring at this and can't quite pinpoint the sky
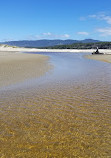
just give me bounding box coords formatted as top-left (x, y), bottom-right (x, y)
top-left (0, 0), bottom-right (111, 41)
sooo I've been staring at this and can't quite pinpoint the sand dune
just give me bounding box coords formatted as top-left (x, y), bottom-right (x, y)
top-left (0, 44), bottom-right (111, 53)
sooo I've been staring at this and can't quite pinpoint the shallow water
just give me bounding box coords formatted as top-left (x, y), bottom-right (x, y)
top-left (0, 52), bottom-right (111, 157)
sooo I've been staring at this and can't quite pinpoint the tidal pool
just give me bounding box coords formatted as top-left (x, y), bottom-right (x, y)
top-left (0, 52), bottom-right (111, 157)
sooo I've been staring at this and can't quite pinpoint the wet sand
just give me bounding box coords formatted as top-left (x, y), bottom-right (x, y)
top-left (0, 52), bottom-right (111, 157)
top-left (1, 45), bottom-right (111, 64)
top-left (1, 83), bottom-right (111, 157)
top-left (0, 51), bottom-right (51, 88)
top-left (86, 54), bottom-right (111, 63)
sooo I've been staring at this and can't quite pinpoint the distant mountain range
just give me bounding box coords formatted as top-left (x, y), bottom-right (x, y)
top-left (1, 39), bottom-right (100, 48)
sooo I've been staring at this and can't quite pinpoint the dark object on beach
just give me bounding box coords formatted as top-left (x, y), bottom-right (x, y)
top-left (92, 47), bottom-right (104, 55)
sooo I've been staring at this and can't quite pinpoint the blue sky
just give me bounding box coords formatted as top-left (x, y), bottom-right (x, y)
top-left (0, 0), bottom-right (111, 41)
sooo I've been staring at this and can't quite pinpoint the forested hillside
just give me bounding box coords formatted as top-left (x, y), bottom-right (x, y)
top-left (40, 42), bottom-right (111, 49)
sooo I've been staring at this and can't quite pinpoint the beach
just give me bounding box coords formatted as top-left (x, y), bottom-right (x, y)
top-left (0, 50), bottom-right (51, 88)
top-left (0, 45), bottom-right (111, 53)
top-left (1, 45), bottom-right (111, 59)
top-left (85, 54), bottom-right (111, 63)
top-left (1, 46), bottom-right (111, 64)
top-left (1, 0), bottom-right (111, 156)
top-left (0, 49), bottom-right (111, 157)
top-left (0, 47), bottom-right (111, 88)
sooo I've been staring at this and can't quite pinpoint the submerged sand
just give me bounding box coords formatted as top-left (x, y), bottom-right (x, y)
top-left (0, 51), bottom-right (51, 88)
top-left (0, 50), bottom-right (111, 157)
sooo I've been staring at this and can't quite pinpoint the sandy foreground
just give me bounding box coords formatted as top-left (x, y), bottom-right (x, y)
top-left (0, 51), bottom-right (51, 88)
top-left (0, 47), bottom-right (111, 157)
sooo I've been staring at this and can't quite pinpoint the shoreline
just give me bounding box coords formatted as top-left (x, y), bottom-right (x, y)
top-left (1, 46), bottom-right (111, 64)
top-left (85, 54), bottom-right (111, 63)
top-left (1, 45), bottom-right (111, 54)
top-left (0, 45), bottom-right (110, 53)
top-left (1, 47), bottom-right (111, 158)
top-left (0, 51), bottom-right (51, 88)
top-left (0, 47), bottom-right (111, 87)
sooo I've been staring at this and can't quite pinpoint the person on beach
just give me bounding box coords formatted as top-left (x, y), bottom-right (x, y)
top-left (95, 47), bottom-right (99, 54)
top-left (92, 47), bottom-right (100, 54)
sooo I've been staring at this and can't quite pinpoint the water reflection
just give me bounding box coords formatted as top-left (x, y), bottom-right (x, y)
top-left (0, 52), bottom-right (111, 157)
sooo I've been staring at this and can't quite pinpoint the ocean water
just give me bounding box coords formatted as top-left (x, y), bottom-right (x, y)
top-left (0, 52), bottom-right (111, 157)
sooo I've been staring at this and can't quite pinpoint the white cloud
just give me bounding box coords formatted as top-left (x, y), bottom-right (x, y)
top-left (79, 13), bottom-right (111, 37)
top-left (26, 33), bottom-right (70, 40)
top-left (42, 32), bottom-right (70, 38)
top-left (96, 27), bottom-right (111, 36)
top-left (61, 34), bottom-right (70, 38)
top-left (42, 32), bottom-right (52, 36)
top-left (88, 14), bottom-right (97, 18)
top-left (77, 32), bottom-right (89, 35)
top-left (89, 13), bottom-right (111, 24)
